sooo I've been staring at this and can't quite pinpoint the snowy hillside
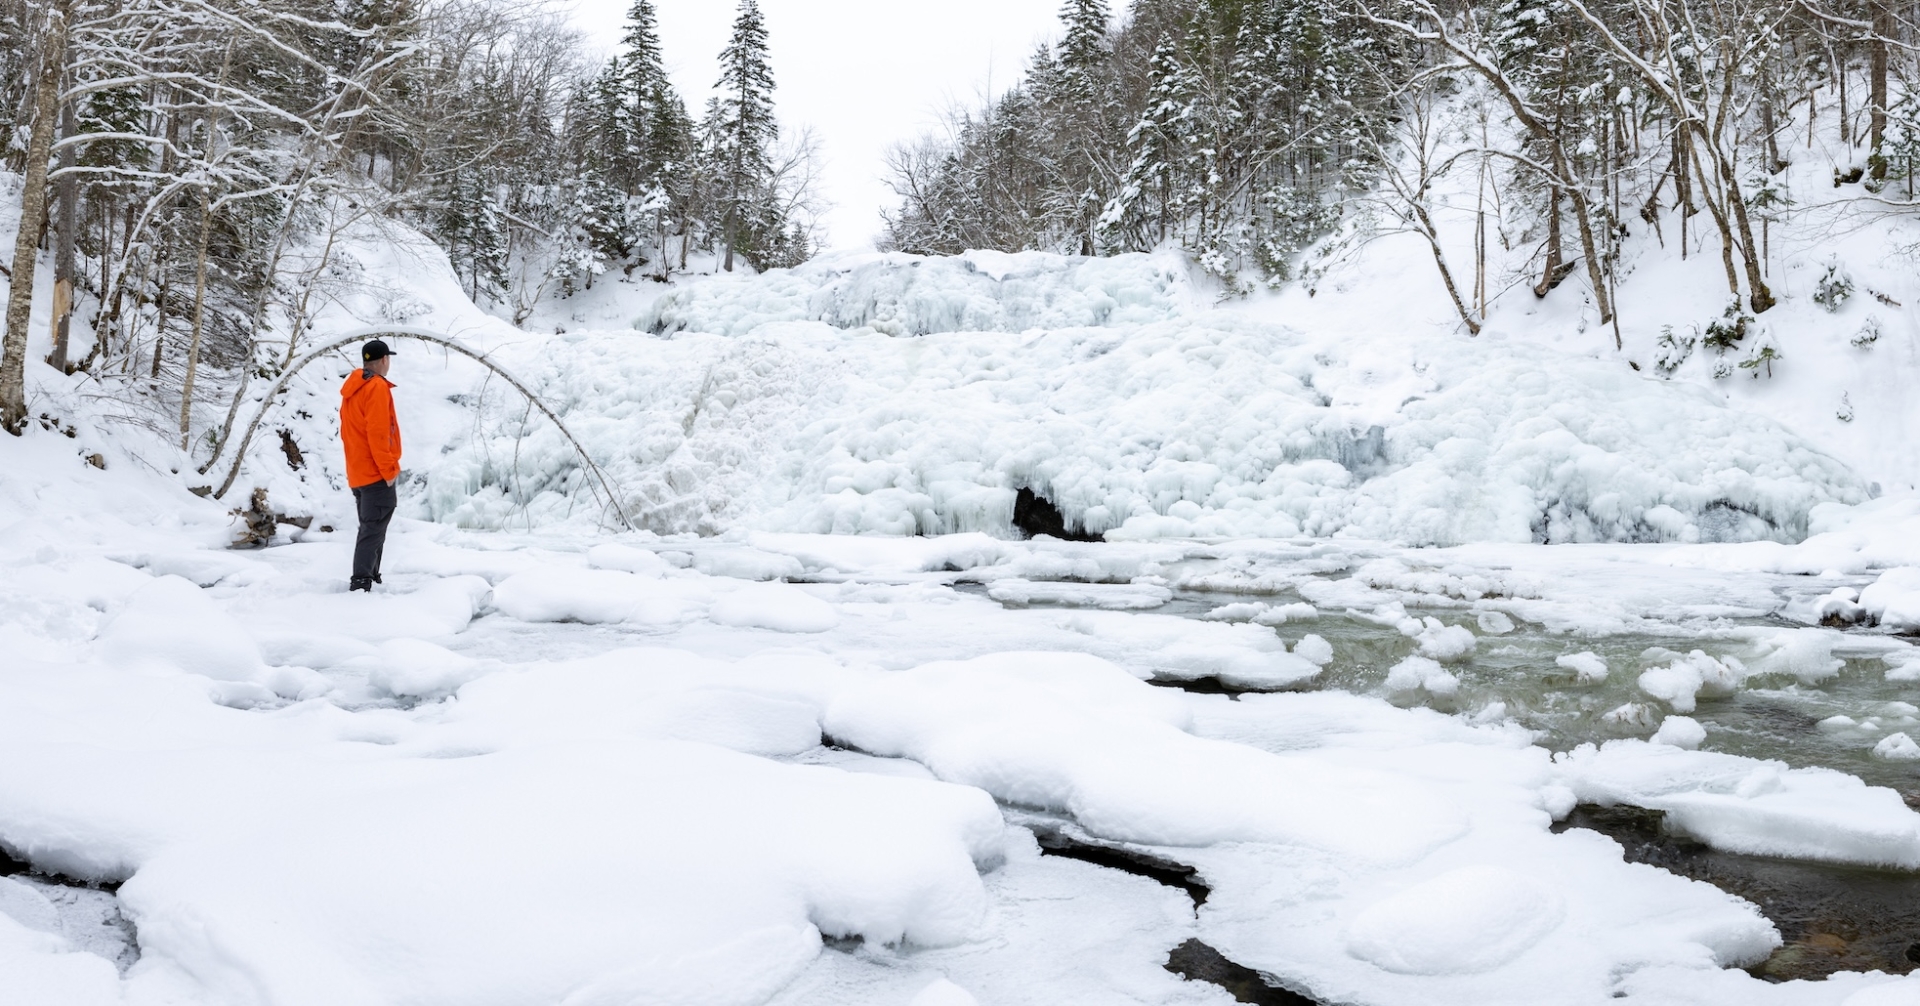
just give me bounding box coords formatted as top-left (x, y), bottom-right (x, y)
top-left (1252, 99), bottom-right (1920, 503)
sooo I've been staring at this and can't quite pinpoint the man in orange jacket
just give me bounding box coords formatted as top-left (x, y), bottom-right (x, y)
top-left (340, 339), bottom-right (402, 592)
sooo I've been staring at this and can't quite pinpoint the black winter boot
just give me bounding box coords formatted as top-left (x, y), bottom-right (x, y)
top-left (349, 577), bottom-right (373, 592)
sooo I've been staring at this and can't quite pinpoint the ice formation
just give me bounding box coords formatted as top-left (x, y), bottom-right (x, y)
top-left (417, 253), bottom-right (1866, 546)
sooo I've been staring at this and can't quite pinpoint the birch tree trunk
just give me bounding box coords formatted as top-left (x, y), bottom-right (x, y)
top-left (1868, 0), bottom-right (1891, 180)
top-left (49, 91), bottom-right (76, 373)
top-left (178, 187), bottom-right (213, 452)
top-left (1, 3), bottom-right (70, 433)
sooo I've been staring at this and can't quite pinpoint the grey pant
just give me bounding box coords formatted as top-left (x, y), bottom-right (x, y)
top-left (351, 481), bottom-right (396, 581)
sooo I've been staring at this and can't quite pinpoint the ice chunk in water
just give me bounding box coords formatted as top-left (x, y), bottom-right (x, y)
top-left (1291, 634), bottom-right (1334, 667)
top-left (1413, 617), bottom-right (1476, 662)
top-left (0, 878), bottom-right (59, 935)
top-left (585, 543), bottom-right (671, 576)
top-left (1386, 656), bottom-right (1459, 697)
top-left (99, 575), bottom-right (266, 683)
top-left (1637, 651), bottom-right (1740, 713)
top-left (1256, 602), bottom-right (1319, 625)
top-left (367, 639), bottom-right (483, 700)
top-left (1815, 586), bottom-right (1865, 624)
top-left (1860, 567), bottom-right (1920, 631)
top-left (493, 568), bottom-right (692, 626)
top-left (1743, 629), bottom-right (1844, 684)
top-left (1555, 651), bottom-right (1609, 684)
top-left (1653, 716), bottom-right (1708, 750)
top-left (1602, 703), bottom-right (1660, 730)
top-left (691, 548), bottom-right (805, 582)
top-left (985, 579), bottom-right (1171, 610)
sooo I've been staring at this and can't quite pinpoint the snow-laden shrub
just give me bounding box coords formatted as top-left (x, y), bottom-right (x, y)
top-left (1837, 392), bottom-right (1855, 423)
top-left (1654, 324), bottom-right (1696, 376)
top-left (1811, 258), bottom-right (1854, 312)
top-left (1250, 187), bottom-right (1342, 285)
top-left (1852, 314), bottom-right (1882, 348)
top-left (1739, 333), bottom-right (1783, 378)
top-left (1702, 301), bottom-right (1751, 352)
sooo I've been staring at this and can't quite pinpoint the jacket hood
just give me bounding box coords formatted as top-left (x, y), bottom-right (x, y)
top-left (341, 370), bottom-right (387, 401)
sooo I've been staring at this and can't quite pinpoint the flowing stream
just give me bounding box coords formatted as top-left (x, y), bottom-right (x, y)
top-left (982, 580), bottom-right (1920, 982)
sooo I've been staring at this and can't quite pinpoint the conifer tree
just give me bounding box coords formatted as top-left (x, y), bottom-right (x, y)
top-left (620, 0), bottom-right (669, 188)
top-left (714, 0), bottom-right (778, 271)
top-left (640, 90), bottom-right (696, 273)
top-left (615, 0), bottom-right (694, 273)
top-left (620, 0), bottom-right (666, 105)
top-left (1102, 36), bottom-right (1188, 251)
top-left (440, 171), bottom-right (508, 303)
top-left (1048, 0), bottom-right (1114, 255)
top-left (587, 59), bottom-right (632, 184)
top-left (1056, 0), bottom-right (1112, 101)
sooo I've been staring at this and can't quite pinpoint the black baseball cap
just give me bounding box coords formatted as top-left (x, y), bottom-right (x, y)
top-left (362, 339), bottom-right (396, 362)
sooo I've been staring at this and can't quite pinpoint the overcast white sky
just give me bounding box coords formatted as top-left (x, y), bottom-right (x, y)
top-left (564, 0), bottom-right (1067, 251)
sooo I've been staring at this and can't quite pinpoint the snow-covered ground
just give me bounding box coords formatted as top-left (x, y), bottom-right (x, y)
top-left (7, 156), bottom-right (1920, 1004)
top-left (4, 452), bottom-right (1920, 1004)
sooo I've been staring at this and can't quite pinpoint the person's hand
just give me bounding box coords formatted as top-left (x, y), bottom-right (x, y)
top-left (387, 476), bottom-right (397, 486)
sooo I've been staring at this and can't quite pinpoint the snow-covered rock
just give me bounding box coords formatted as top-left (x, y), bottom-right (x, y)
top-left (1873, 732), bottom-right (1920, 762)
top-left (1556, 741), bottom-right (1920, 868)
top-left (1860, 567), bottom-right (1920, 631)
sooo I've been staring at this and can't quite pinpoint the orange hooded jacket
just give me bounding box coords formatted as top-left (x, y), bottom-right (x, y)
top-left (340, 370), bottom-right (402, 488)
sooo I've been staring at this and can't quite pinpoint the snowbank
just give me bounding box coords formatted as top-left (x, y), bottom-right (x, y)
top-left (1555, 740), bottom-right (1920, 869)
top-left (827, 651), bottom-right (1472, 859)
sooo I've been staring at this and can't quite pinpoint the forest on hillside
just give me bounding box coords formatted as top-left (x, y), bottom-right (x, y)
top-left (886, 0), bottom-right (1920, 323)
top-left (0, 0), bottom-right (814, 439)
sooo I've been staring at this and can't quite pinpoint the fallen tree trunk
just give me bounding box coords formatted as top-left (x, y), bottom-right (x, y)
top-left (212, 325), bottom-right (634, 532)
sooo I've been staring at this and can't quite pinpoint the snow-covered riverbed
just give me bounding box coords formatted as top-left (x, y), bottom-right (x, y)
top-left (4, 441), bottom-right (1919, 1006)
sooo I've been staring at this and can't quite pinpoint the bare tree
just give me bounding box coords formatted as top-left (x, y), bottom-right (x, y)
top-left (1364, 0), bottom-right (1616, 326)
top-left (1362, 75), bottom-right (1482, 334)
top-left (1557, 0), bottom-right (1779, 312)
top-left (1, 0), bottom-right (68, 433)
